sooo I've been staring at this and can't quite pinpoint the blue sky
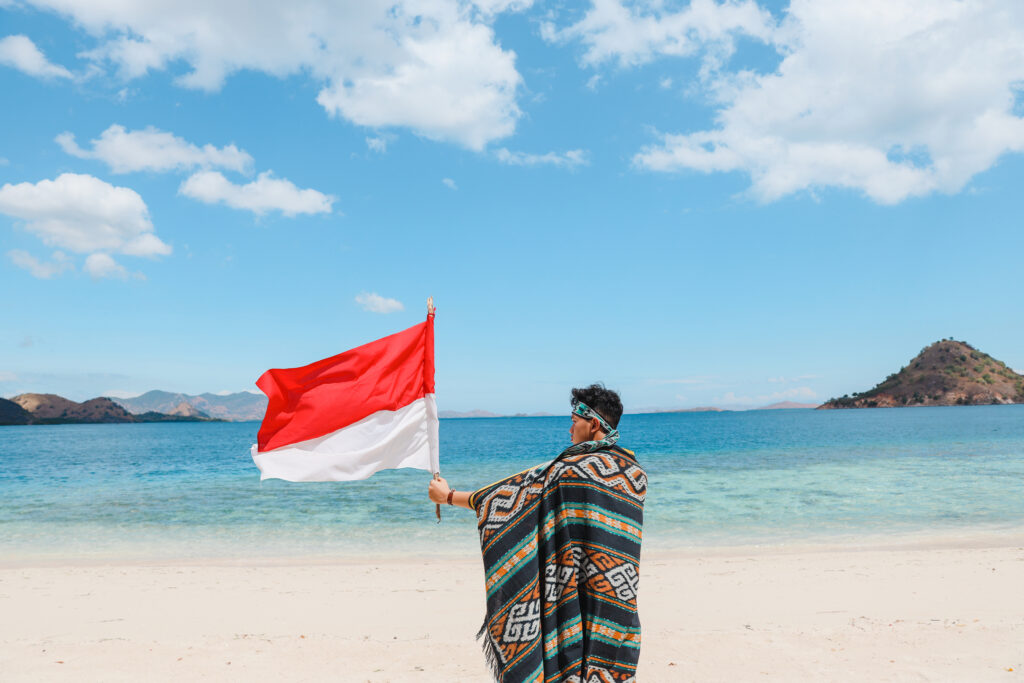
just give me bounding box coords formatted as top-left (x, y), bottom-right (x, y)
top-left (1, 0), bottom-right (1023, 413)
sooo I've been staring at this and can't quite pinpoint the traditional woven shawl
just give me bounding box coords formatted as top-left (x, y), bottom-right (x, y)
top-left (469, 444), bottom-right (647, 683)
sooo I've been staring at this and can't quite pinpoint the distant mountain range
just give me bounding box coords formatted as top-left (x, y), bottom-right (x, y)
top-left (757, 401), bottom-right (821, 410)
top-left (1, 393), bottom-right (223, 425)
top-left (439, 402), bottom-right (819, 418)
top-left (112, 390), bottom-right (267, 421)
top-left (820, 340), bottom-right (1023, 409)
top-left (436, 411), bottom-right (557, 417)
top-left (439, 409), bottom-right (502, 418)
top-left (6, 341), bottom-right (1017, 424)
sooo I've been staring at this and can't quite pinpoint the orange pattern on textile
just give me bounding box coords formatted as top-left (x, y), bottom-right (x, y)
top-left (486, 580), bottom-right (542, 668)
top-left (542, 507), bottom-right (641, 539)
top-left (486, 536), bottom-right (538, 594)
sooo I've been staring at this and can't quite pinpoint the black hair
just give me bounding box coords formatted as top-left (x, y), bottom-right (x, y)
top-left (571, 383), bottom-right (623, 429)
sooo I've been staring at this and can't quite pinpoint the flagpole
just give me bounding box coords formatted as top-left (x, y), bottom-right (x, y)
top-left (428, 297), bottom-right (441, 522)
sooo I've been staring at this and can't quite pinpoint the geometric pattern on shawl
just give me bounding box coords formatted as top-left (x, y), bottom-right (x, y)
top-left (470, 445), bottom-right (647, 682)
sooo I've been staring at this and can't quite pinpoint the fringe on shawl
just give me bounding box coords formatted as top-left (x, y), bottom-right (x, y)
top-left (477, 618), bottom-right (503, 682)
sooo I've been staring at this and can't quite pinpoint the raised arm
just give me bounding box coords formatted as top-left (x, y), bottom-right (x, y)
top-left (428, 476), bottom-right (474, 510)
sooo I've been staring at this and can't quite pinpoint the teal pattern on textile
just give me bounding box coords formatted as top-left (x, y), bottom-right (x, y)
top-left (469, 445), bottom-right (646, 683)
top-left (564, 399), bottom-right (619, 457)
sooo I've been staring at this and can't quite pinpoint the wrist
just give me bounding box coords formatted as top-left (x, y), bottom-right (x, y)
top-left (447, 488), bottom-right (456, 505)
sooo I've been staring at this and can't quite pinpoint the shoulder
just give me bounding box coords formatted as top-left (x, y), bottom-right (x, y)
top-left (470, 460), bottom-right (550, 511)
top-left (558, 445), bottom-right (640, 470)
top-left (550, 447), bottom-right (646, 498)
top-left (557, 448), bottom-right (643, 485)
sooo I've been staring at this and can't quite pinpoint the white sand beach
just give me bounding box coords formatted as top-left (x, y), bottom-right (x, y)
top-left (2, 535), bottom-right (1022, 682)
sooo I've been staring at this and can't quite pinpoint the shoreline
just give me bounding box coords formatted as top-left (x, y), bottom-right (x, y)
top-left (4, 525), bottom-right (1024, 569)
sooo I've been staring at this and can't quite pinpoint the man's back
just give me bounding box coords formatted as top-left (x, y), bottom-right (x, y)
top-left (473, 445), bottom-right (647, 682)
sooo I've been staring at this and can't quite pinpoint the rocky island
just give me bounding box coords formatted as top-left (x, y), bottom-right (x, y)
top-left (819, 339), bottom-right (1023, 409)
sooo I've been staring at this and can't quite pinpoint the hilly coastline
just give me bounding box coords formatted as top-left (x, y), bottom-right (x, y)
top-left (1, 393), bottom-right (223, 426)
top-left (820, 340), bottom-right (1023, 409)
top-left (113, 390), bottom-right (267, 421)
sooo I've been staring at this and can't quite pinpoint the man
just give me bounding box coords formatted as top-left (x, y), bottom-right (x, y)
top-left (429, 384), bottom-right (647, 683)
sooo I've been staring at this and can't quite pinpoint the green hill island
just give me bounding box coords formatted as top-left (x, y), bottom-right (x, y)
top-left (820, 339), bottom-right (1024, 409)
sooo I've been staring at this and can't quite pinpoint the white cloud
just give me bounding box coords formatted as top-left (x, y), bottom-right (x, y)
top-left (495, 148), bottom-right (588, 168)
top-left (56, 124), bottom-right (252, 174)
top-left (0, 371), bottom-right (18, 382)
top-left (0, 174), bottom-right (171, 271)
top-left (0, 157), bottom-right (9, 166)
top-left (83, 252), bottom-right (130, 280)
top-left (0, 34), bottom-right (73, 79)
top-left (630, 0), bottom-right (1024, 203)
top-left (716, 391), bottom-right (753, 405)
top-left (26, 1), bottom-right (523, 150)
top-left (7, 249), bottom-right (74, 279)
top-left (179, 171), bottom-right (334, 216)
top-left (542, 0), bottom-right (773, 68)
top-left (316, 17), bottom-right (521, 150)
top-left (471, 0), bottom-right (534, 15)
top-left (759, 386), bottom-right (817, 402)
top-left (355, 292), bottom-right (404, 313)
top-left (366, 136), bottom-right (390, 153)
top-left (442, 177), bottom-right (458, 190)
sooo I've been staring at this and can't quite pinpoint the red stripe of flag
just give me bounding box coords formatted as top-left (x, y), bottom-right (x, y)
top-left (255, 316), bottom-right (435, 452)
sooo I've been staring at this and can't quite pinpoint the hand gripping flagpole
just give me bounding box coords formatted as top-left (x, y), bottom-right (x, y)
top-left (428, 297), bottom-right (442, 523)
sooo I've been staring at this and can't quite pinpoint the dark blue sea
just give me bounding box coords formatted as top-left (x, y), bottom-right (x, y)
top-left (2, 406), bottom-right (1023, 560)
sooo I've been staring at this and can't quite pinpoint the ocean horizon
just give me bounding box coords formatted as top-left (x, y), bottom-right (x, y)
top-left (2, 405), bottom-right (1023, 562)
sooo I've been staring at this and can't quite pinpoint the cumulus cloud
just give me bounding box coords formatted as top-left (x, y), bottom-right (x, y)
top-left (56, 124), bottom-right (252, 174)
top-left (495, 148), bottom-right (588, 168)
top-left (0, 174), bottom-right (171, 273)
top-left (315, 16), bottom-right (521, 150)
top-left (81, 252), bottom-right (129, 278)
top-left (7, 249), bottom-right (74, 279)
top-left (472, 0), bottom-right (535, 15)
top-left (442, 177), bottom-right (458, 190)
top-left (179, 171), bottom-right (335, 216)
top-left (541, 0), bottom-right (773, 68)
top-left (0, 34), bottom-right (73, 79)
top-left (626, 0), bottom-right (1024, 203)
top-left (83, 252), bottom-right (131, 280)
top-left (355, 292), bottom-right (405, 314)
top-left (24, 1), bottom-right (524, 149)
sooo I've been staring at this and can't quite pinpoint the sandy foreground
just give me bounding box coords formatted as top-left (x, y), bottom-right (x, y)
top-left (2, 537), bottom-right (1023, 682)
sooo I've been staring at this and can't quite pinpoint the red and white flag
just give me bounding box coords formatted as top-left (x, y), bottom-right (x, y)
top-left (251, 311), bottom-right (438, 482)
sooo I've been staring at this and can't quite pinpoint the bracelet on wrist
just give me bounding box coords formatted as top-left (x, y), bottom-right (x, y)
top-left (447, 488), bottom-right (456, 506)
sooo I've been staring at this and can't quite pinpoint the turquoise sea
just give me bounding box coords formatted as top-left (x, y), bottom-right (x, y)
top-left (2, 406), bottom-right (1023, 561)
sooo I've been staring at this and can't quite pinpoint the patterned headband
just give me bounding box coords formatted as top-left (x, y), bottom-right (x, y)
top-left (571, 399), bottom-right (614, 434)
